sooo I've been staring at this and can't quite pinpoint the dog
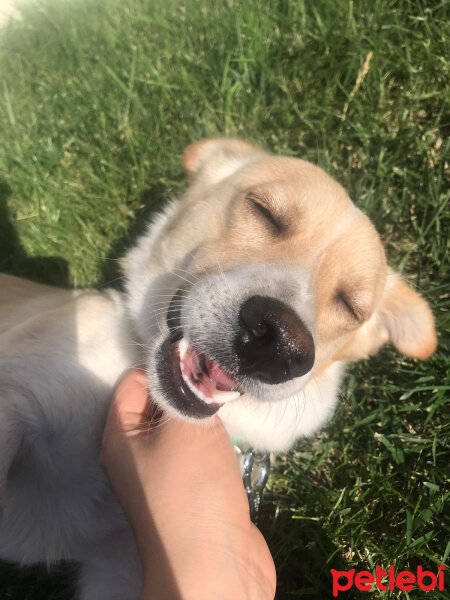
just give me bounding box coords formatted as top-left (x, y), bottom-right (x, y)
top-left (0, 138), bottom-right (437, 598)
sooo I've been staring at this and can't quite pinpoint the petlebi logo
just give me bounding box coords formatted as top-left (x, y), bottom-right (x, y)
top-left (331, 564), bottom-right (445, 596)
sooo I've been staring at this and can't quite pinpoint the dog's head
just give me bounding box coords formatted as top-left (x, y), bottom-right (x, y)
top-left (124, 139), bottom-right (436, 450)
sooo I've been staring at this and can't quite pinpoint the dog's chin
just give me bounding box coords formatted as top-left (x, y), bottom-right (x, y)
top-left (155, 335), bottom-right (243, 419)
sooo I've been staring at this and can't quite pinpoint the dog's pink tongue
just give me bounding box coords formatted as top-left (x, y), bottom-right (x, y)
top-left (182, 343), bottom-right (239, 396)
top-left (204, 357), bottom-right (239, 391)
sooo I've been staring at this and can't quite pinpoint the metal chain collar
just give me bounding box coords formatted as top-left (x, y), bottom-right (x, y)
top-left (235, 446), bottom-right (271, 524)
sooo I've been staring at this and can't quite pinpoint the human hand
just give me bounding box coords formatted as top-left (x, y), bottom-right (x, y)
top-left (100, 369), bottom-right (276, 600)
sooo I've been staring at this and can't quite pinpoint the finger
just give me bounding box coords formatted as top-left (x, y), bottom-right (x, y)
top-left (110, 369), bottom-right (151, 428)
top-left (160, 412), bottom-right (234, 459)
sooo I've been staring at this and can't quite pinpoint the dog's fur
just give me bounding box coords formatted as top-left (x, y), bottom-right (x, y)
top-left (0, 139), bottom-right (436, 598)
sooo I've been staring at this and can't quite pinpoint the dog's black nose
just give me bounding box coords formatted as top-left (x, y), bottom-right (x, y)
top-left (236, 296), bottom-right (315, 384)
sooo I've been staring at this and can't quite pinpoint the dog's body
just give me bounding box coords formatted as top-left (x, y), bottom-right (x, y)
top-left (0, 139), bottom-right (436, 598)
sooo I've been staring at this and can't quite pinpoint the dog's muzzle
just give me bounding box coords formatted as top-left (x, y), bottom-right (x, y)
top-left (157, 290), bottom-right (314, 419)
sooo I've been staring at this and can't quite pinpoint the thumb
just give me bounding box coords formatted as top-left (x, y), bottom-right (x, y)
top-left (108, 368), bottom-right (153, 433)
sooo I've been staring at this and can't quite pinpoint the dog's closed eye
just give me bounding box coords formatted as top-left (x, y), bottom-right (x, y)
top-left (335, 290), bottom-right (365, 322)
top-left (246, 192), bottom-right (285, 235)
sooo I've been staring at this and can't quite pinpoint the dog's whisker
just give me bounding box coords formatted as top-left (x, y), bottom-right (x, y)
top-left (166, 271), bottom-right (197, 286)
top-left (143, 287), bottom-right (190, 294)
top-left (143, 300), bottom-right (183, 310)
top-left (171, 267), bottom-right (199, 281)
top-left (141, 299), bottom-right (186, 311)
top-left (139, 306), bottom-right (184, 322)
top-left (146, 293), bottom-right (189, 299)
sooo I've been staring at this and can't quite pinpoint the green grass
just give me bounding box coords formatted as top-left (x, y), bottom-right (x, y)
top-left (0, 0), bottom-right (448, 598)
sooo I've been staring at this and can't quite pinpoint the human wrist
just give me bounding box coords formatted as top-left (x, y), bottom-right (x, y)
top-left (139, 529), bottom-right (269, 600)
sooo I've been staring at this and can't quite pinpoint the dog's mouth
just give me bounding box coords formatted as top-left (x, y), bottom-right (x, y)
top-left (178, 337), bottom-right (241, 404)
top-left (157, 336), bottom-right (242, 418)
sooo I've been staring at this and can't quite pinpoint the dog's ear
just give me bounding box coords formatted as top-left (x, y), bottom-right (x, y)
top-left (336, 268), bottom-right (437, 361)
top-left (376, 268), bottom-right (437, 359)
top-left (183, 138), bottom-right (266, 185)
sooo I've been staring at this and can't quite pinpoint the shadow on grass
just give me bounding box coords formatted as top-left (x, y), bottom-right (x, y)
top-left (0, 180), bottom-right (70, 287)
top-left (0, 180), bottom-right (170, 291)
top-left (99, 182), bottom-right (169, 289)
top-left (261, 503), bottom-right (365, 600)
